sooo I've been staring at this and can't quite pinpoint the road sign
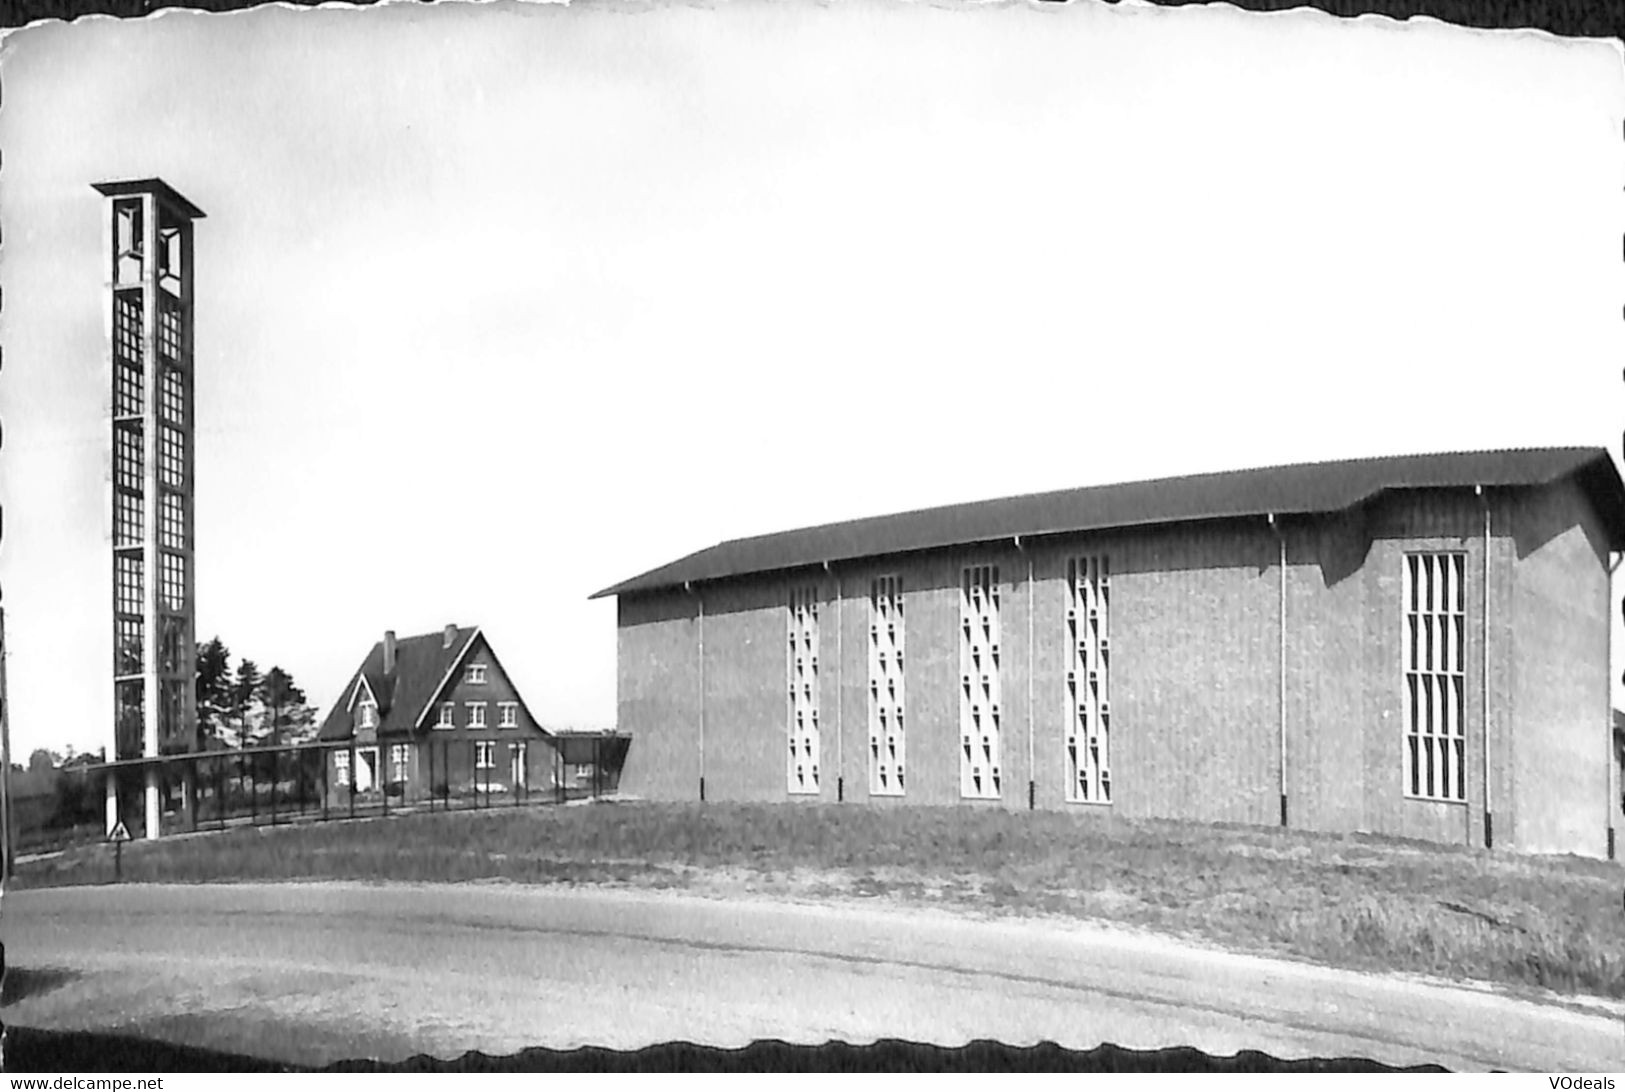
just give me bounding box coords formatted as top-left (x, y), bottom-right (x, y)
top-left (109, 820), bottom-right (130, 882)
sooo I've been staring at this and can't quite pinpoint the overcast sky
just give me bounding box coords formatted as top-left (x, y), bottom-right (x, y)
top-left (0, 0), bottom-right (1620, 759)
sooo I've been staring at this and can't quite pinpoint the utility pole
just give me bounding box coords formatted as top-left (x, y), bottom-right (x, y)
top-left (0, 607), bottom-right (13, 885)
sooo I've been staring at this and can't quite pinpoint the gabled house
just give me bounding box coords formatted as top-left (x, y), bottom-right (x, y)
top-left (316, 624), bottom-right (556, 804)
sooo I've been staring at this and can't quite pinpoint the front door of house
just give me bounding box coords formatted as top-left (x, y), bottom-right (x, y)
top-left (355, 747), bottom-right (379, 793)
top-left (511, 743), bottom-right (527, 790)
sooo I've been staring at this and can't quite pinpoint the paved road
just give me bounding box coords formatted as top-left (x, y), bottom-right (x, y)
top-left (0, 883), bottom-right (1619, 1070)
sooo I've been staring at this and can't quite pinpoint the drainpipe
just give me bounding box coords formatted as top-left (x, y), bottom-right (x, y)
top-left (825, 560), bottom-right (842, 803)
top-left (1477, 486), bottom-right (1491, 848)
top-left (687, 581), bottom-right (705, 802)
top-left (1015, 535), bottom-right (1034, 810)
top-left (1269, 514), bottom-right (1287, 827)
top-left (1609, 551), bottom-right (1623, 860)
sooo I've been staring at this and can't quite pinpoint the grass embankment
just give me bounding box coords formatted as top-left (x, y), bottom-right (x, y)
top-left (17, 802), bottom-right (1624, 1000)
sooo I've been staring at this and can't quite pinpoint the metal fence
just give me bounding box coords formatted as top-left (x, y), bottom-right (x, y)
top-left (18, 733), bottom-right (629, 852)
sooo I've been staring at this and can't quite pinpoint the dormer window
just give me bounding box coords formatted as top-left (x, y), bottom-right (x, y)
top-left (358, 698), bottom-right (378, 730)
top-left (465, 664), bottom-right (487, 685)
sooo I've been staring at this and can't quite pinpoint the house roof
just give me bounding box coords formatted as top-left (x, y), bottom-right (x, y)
top-left (591, 446), bottom-right (1625, 599)
top-left (317, 625), bottom-right (534, 742)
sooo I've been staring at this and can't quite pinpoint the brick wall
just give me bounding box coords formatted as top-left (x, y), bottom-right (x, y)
top-left (612, 477), bottom-right (1615, 856)
top-left (617, 590), bottom-right (700, 800)
top-left (1508, 479), bottom-right (1613, 856)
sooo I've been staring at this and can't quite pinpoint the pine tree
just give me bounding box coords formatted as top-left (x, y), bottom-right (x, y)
top-left (195, 636), bottom-right (234, 747)
top-left (256, 666), bottom-right (309, 749)
top-left (231, 659), bottom-right (263, 750)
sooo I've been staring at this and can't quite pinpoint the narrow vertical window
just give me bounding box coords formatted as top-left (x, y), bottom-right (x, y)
top-left (160, 552), bottom-right (185, 611)
top-left (960, 565), bottom-right (1002, 799)
top-left (115, 617), bottom-right (144, 676)
top-left (787, 585), bottom-right (821, 794)
top-left (1403, 552), bottom-right (1466, 801)
top-left (868, 576), bottom-right (905, 796)
top-left (158, 425), bottom-right (185, 488)
top-left (390, 744), bottom-right (411, 783)
top-left (1066, 555), bottom-right (1112, 803)
top-left (159, 494), bottom-right (184, 549)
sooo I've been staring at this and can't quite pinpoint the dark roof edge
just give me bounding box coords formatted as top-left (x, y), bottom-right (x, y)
top-left (589, 507), bottom-right (1307, 600)
top-left (590, 447), bottom-right (1625, 600)
top-left (91, 178), bottom-right (207, 220)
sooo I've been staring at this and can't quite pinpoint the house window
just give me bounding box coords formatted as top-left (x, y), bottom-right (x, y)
top-left (1066, 555), bottom-right (1112, 804)
top-left (390, 744), bottom-right (411, 782)
top-left (437, 702), bottom-right (454, 729)
top-left (499, 702), bottom-right (518, 728)
top-left (465, 664), bottom-right (487, 685)
top-left (511, 743), bottom-right (528, 787)
top-left (467, 702), bottom-right (488, 729)
top-left (334, 750), bottom-right (351, 787)
top-left (869, 576), bottom-right (905, 797)
top-left (358, 699), bottom-right (378, 730)
top-left (475, 741), bottom-right (495, 769)
top-left (787, 585), bottom-right (820, 795)
top-left (1404, 552), bottom-right (1467, 802)
top-left (960, 565), bottom-right (1002, 799)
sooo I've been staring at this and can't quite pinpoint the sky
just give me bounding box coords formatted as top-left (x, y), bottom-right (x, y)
top-left (0, 0), bottom-right (1621, 760)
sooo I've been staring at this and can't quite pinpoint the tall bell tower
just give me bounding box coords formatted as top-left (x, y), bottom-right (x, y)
top-left (94, 179), bottom-right (204, 839)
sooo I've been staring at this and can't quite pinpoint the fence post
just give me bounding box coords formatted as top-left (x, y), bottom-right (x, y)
top-left (382, 744), bottom-right (390, 819)
top-left (186, 757), bottom-right (199, 833)
top-left (348, 741), bottom-right (356, 821)
top-left (321, 746), bottom-right (329, 823)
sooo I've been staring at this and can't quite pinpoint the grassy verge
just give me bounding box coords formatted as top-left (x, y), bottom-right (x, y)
top-left (15, 801), bottom-right (1624, 1001)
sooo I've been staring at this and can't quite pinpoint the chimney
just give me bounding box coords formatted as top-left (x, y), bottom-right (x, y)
top-left (443, 624), bottom-right (458, 650)
top-left (383, 630), bottom-right (397, 675)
